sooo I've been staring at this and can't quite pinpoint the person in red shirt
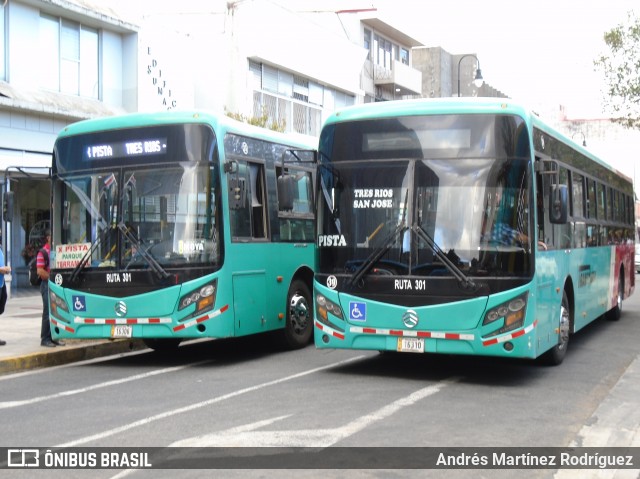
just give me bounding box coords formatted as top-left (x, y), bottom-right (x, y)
top-left (37, 230), bottom-right (64, 347)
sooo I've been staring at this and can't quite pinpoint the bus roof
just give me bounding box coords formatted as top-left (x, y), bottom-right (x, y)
top-left (56, 110), bottom-right (317, 150)
top-left (324, 97), bottom-right (631, 184)
top-left (324, 97), bottom-right (529, 124)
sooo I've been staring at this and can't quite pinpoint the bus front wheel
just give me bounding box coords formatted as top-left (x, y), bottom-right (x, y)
top-left (280, 279), bottom-right (313, 349)
top-left (543, 290), bottom-right (571, 366)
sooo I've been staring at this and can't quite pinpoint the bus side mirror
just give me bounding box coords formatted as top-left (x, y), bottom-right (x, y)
top-left (277, 175), bottom-right (295, 211)
top-left (549, 184), bottom-right (568, 224)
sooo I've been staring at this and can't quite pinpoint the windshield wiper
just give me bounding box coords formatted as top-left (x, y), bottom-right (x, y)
top-left (69, 225), bottom-right (114, 283)
top-left (117, 222), bottom-right (169, 279)
top-left (347, 189), bottom-right (409, 288)
top-left (412, 224), bottom-right (477, 290)
top-left (347, 223), bottom-right (408, 288)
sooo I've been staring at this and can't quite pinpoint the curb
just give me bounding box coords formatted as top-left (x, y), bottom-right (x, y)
top-left (0, 339), bottom-right (148, 375)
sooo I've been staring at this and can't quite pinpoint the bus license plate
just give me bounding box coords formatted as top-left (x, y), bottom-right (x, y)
top-left (111, 325), bottom-right (132, 338)
top-left (397, 337), bottom-right (424, 353)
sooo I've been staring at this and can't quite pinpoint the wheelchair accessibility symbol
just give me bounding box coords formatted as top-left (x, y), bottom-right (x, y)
top-left (72, 295), bottom-right (86, 312)
top-left (349, 301), bottom-right (366, 322)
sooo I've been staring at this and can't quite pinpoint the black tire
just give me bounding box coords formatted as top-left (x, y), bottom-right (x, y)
top-left (143, 338), bottom-right (182, 353)
top-left (280, 279), bottom-right (313, 349)
top-left (605, 270), bottom-right (623, 321)
top-left (543, 290), bottom-right (570, 366)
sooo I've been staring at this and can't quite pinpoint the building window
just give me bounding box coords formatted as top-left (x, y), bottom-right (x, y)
top-left (400, 47), bottom-right (409, 66)
top-left (363, 28), bottom-right (371, 60)
top-left (248, 60), bottom-right (354, 137)
top-left (372, 34), bottom-right (409, 70)
top-left (39, 14), bottom-right (99, 98)
top-left (374, 35), bottom-right (393, 69)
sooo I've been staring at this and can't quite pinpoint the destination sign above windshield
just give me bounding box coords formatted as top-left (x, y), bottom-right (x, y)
top-left (84, 138), bottom-right (167, 160)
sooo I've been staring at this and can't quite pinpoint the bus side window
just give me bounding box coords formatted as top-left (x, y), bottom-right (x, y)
top-left (230, 160), bottom-right (268, 241)
top-left (553, 168), bottom-right (572, 249)
top-left (229, 173), bottom-right (250, 238)
top-left (538, 170), bottom-right (556, 250)
top-left (249, 163), bottom-right (267, 239)
top-left (277, 168), bottom-right (314, 242)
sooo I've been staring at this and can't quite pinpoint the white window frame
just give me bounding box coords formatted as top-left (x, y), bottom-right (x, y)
top-left (39, 14), bottom-right (99, 99)
top-left (249, 61), bottom-right (354, 137)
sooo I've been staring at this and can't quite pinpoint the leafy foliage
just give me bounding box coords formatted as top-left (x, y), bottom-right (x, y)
top-left (225, 109), bottom-right (286, 133)
top-left (594, 11), bottom-right (640, 129)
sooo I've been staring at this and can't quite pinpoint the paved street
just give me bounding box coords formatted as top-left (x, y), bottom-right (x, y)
top-left (0, 284), bottom-right (639, 478)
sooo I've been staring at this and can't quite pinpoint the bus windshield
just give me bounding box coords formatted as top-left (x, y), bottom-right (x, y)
top-left (59, 163), bottom-right (220, 272)
top-left (53, 122), bottom-right (222, 280)
top-left (318, 114), bottom-right (534, 289)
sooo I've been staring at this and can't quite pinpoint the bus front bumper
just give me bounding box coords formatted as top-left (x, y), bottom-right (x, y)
top-left (314, 320), bottom-right (538, 359)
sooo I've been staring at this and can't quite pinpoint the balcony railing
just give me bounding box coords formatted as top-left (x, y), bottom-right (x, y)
top-left (253, 91), bottom-right (322, 137)
top-left (372, 60), bottom-right (422, 96)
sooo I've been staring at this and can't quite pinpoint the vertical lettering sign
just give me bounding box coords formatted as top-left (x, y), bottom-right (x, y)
top-left (147, 47), bottom-right (177, 110)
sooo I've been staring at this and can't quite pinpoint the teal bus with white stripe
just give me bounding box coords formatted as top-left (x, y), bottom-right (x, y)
top-left (49, 111), bottom-right (316, 351)
top-left (314, 98), bottom-right (634, 364)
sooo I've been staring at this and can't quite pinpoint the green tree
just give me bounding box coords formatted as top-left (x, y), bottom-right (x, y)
top-left (595, 11), bottom-right (640, 129)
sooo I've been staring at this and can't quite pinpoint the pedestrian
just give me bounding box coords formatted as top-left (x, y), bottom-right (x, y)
top-left (37, 230), bottom-right (64, 347)
top-left (0, 245), bottom-right (10, 346)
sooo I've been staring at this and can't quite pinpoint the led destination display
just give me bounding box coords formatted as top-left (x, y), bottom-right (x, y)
top-left (84, 138), bottom-right (167, 160)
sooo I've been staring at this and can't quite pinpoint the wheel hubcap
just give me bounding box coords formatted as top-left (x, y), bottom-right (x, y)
top-left (289, 293), bottom-right (309, 334)
top-left (558, 304), bottom-right (570, 351)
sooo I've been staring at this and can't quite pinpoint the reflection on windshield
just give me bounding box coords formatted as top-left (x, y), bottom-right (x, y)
top-left (57, 165), bottom-right (220, 272)
top-left (318, 157), bottom-right (532, 279)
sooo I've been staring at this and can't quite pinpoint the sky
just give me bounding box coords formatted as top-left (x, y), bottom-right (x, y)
top-left (108, 0), bottom-right (637, 120)
top-left (380, 0), bottom-right (637, 120)
top-left (104, 0), bottom-right (639, 179)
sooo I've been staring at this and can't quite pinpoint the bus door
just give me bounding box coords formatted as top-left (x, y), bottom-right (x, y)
top-left (229, 159), bottom-right (269, 334)
top-left (535, 159), bottom-right (570, 351)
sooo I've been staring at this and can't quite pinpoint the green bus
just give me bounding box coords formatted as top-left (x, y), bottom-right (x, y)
top-left (314, 98), bottom-right (635, 364)
top-left (49, 111), bottom-right (316, 351)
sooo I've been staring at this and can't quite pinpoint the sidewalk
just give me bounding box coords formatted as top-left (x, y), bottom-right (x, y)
top-left (0, 287), bottom-right (145, 375)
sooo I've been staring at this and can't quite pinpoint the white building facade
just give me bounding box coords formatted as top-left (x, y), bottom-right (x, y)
top-left (0, 0), bottom-right (422, 290)
top-left (0, 0), bottom-right (138, 288)
top-left (134, 0), bottom-right (423, 135)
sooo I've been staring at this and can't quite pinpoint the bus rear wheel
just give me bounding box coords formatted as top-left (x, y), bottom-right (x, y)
top-left (605, 270), bottom-right (623, 321)
top-left (543, 290), bottom-right (570, 366)
top-left (280, 279), bottom-right (313, 349)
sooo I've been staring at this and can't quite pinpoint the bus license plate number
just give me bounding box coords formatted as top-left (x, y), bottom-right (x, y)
top-left (397, 337), bottom-right (424, 353)
top-left (111, 325), bottom-right (132, 338)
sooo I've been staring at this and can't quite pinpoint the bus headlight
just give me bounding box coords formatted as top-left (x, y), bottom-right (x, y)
top-left (179, 280), bottom-right (217, 316)
top-left (482, 292), bottom-right (528, 337)
top-left (49, 290), bottom-right (69, 319)
top-left (316, 293), bottom-right (344, 331)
